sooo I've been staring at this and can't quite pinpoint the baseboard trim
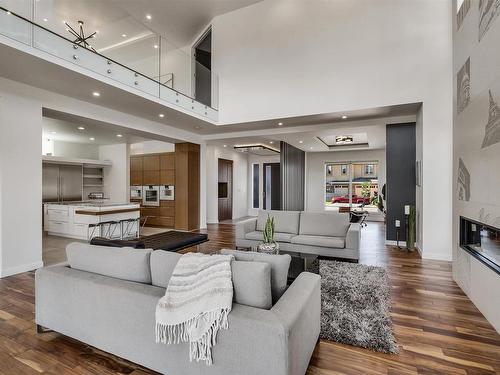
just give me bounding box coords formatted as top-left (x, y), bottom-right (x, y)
top-left (1, 261), bottom-right (43, 278)
top-left (420, 253), bottom-right (452, 262)
top-left (385, 240), bottom-right (407, 247)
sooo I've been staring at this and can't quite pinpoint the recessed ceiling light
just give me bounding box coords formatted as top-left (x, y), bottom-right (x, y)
top-left (223, 145), bottom-right (227, 148)
top-left (153, 44), bottom-right (158, 49)
top-left (269, 141), bottom-right (274, 144)
top-left (92, 91), bottom-right (100, 97)
top-left (159, 113), bottom-right (165, 118)
top-left (299, 140), bottom-right (303, 144)
top-left (89, 137), bottom-right (95, 141)
top-left (278, 122), bottom-right (283, 126)
top-left (122, 34), bottom-right (127, 37)
top-left (146, 14), bottom-right (152, 20)
top-left (77, 126), bottom-right (85, 130)
top-left (342, 115), bottom-right (348, 119)
top-left (116, 134), bottom-right (123, 138)
top-left (43, 18), bottom-right (48, 22)
top-left (310, 146), bottom-right (313, 149)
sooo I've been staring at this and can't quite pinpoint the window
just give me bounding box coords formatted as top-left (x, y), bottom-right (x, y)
top-left (325, 162), bottom-right (379, 210)
top-left (252, 164), bottom-right (259, 208)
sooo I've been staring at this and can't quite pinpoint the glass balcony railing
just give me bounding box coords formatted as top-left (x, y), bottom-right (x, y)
top-left (0, 0), bottom-right (218, 118)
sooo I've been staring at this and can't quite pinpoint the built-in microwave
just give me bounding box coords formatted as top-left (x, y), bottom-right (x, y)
top-left (142, 186), bottom-right (160, 206)
top-left (160, 185), bottom-right (175, 201)
top-left (130, 186), bottom-right (142, 200)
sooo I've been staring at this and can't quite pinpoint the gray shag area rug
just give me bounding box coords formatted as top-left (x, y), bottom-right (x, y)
top-left (310, 260), bottom-right (398, 354)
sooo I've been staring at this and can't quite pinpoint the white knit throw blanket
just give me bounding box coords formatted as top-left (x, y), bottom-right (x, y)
top-left (155, 253), bottom-right (234, 365)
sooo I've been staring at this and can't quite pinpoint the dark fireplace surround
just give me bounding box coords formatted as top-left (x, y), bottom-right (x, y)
top-left (460, 216), bottom-right (500, 275)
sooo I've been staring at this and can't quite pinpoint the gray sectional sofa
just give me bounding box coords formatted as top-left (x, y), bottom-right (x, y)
top-left (35, 243), bottom-right (321, 375)
top-left (236, 210), bottom-right (360, 261)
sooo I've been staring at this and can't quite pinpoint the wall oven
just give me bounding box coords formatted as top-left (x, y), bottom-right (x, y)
top-left (142, 186), bottom-right (160, 206)
top-left (160, 185), bottom-right (175, 201)
top-left (130, 186), bottom-right (142, 200)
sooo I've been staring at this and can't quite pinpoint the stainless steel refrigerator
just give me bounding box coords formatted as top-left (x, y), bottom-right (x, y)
top-left (42, 164), bottom-right (83, 202)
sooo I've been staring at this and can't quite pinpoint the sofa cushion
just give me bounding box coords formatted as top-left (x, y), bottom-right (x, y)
top-left (256, 210), bottom-right (301, 234)
top-left (220, 249), bottom-right (291, 303)
top-left (245, 231), bottom-right (294, 243)
top-left (150, 251), bottom-right (272, 309)
top-left (299, 212), bottom-right (350, 237)
top-left (291, 235), bottom-right (345, 248)
top-left (66, 242), bottom-right (153, 284)
top-left (232, 261), bottom-right (272, 309)
top-left (150, 250), bottom-right (182, 288)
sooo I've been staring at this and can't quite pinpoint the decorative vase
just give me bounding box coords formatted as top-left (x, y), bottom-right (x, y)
top-left (257, 241), bottom-right (280, 255)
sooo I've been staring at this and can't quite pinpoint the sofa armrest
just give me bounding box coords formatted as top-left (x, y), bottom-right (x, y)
top-left (236, 218), bottom-right (257, 239)
top-left (346, 222), bottom-right (361, 251)
top-left (271, 272), bottom-right (321, 375)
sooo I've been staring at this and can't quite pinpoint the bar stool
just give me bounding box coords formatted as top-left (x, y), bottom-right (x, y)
top-left (87, 223), bottom-right (101, 241)
top-left (100, 221), bottom-right (121, 239)
top-left (120, 218), bottom-right (140, 239)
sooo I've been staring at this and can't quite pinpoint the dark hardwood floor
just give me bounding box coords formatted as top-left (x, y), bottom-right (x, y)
top-left (0, 222), bottom-right (499, 374)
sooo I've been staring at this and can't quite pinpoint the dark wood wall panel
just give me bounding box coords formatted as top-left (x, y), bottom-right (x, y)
top-left (175, 143), bottom-right (200, 231)
top-left (280, 142), bottom-right (305, 211)
top-left (386, 123), bottom-right (416, 241)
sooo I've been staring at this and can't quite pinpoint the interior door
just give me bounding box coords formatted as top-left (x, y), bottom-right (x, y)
top-left (218, 158), bottom-right (233, 221)
top-left (263, 163), bottom-right (281, 210)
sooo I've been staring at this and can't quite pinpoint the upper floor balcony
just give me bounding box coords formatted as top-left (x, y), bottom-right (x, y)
top-left (0, 0), bottom-right (218, 122)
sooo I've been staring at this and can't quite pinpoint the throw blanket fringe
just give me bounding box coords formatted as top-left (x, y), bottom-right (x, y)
top-left (155, 253), bottom-right (233, 365)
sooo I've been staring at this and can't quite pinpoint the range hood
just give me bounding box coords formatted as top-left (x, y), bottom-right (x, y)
top-left (233, 144), bottom-right (280, 156)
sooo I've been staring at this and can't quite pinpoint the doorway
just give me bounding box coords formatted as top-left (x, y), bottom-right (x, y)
top-left (263, 163), bottom-right (281, 210)
top-left (193, 29), bottom-right (212, 107)
top-left (218, 158), bottom-right (233, 221)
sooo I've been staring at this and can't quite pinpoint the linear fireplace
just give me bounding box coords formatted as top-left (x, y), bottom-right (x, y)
top-left (460, 216), bottom-right (500, 274)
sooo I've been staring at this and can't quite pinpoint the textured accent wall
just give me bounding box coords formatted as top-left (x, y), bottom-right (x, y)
top-left (280, 142), bottom-right (305, 211)
top-left (386, 123), bottom-right (416, 242)
top-left (453, 0), bottom-right (500, 331)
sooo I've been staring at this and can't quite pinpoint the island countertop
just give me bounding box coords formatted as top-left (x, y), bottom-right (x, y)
top-left (44, 202), bottom-right (141, 240)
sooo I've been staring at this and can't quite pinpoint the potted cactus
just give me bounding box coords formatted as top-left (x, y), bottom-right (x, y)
top-left (257, 214), bottom-right (280, 254)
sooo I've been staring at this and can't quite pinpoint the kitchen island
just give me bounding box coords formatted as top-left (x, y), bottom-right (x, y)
top-left (43, 202), bottom-right (140, 240)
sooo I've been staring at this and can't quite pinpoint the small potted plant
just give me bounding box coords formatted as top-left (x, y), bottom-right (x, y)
top-left (257, 214), bottom-right (279, 254)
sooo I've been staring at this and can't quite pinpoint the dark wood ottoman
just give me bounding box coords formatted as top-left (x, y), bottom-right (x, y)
top-left (90, 231), bottom-right (208, 252)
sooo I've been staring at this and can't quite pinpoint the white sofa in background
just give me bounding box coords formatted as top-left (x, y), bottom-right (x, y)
top-left (236, 210), bottom-right (360, 261)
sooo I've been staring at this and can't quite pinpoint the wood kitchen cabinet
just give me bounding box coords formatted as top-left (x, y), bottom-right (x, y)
top-left (143, 155), bottom-right (160, 171)
top-left (131, 152), bottom-right (176, 228)
top-left (160, 153), bottom-right (175, 170)
top-left (143, 170), bottom-right (160, 185)
top-left (130, 156), bottom-right (143, 186)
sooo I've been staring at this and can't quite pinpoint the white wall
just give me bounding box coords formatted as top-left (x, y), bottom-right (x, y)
top-left (129, 140), bottom-right (175, 155)
top-left (53, 140), bottom-right (100, 159)
top-left (206, 145), bottom-right (248, 223)
top-left (99, 144), bottom-right (129, 202)
top-left (0, 92), bottom-right (43, 277)
top-left (305, 149), bottom-right (386, 212)
top-left (452, 0), bottom-right (500, 332)
top-left (213, 0), bottom-right (453, 260)
top-left (247, 154), bottom-right (280, 216)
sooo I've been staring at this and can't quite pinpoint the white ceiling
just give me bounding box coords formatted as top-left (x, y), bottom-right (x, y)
top-left (42, 109), bottom-right (178, 146)
top-left (35, 0), bottom-right (262, 49)
top-left (207, 115), bottom-right (416, 153)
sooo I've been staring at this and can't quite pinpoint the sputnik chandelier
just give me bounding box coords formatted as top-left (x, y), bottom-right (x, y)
top-left (65, 20), bottom-right (97, 51)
